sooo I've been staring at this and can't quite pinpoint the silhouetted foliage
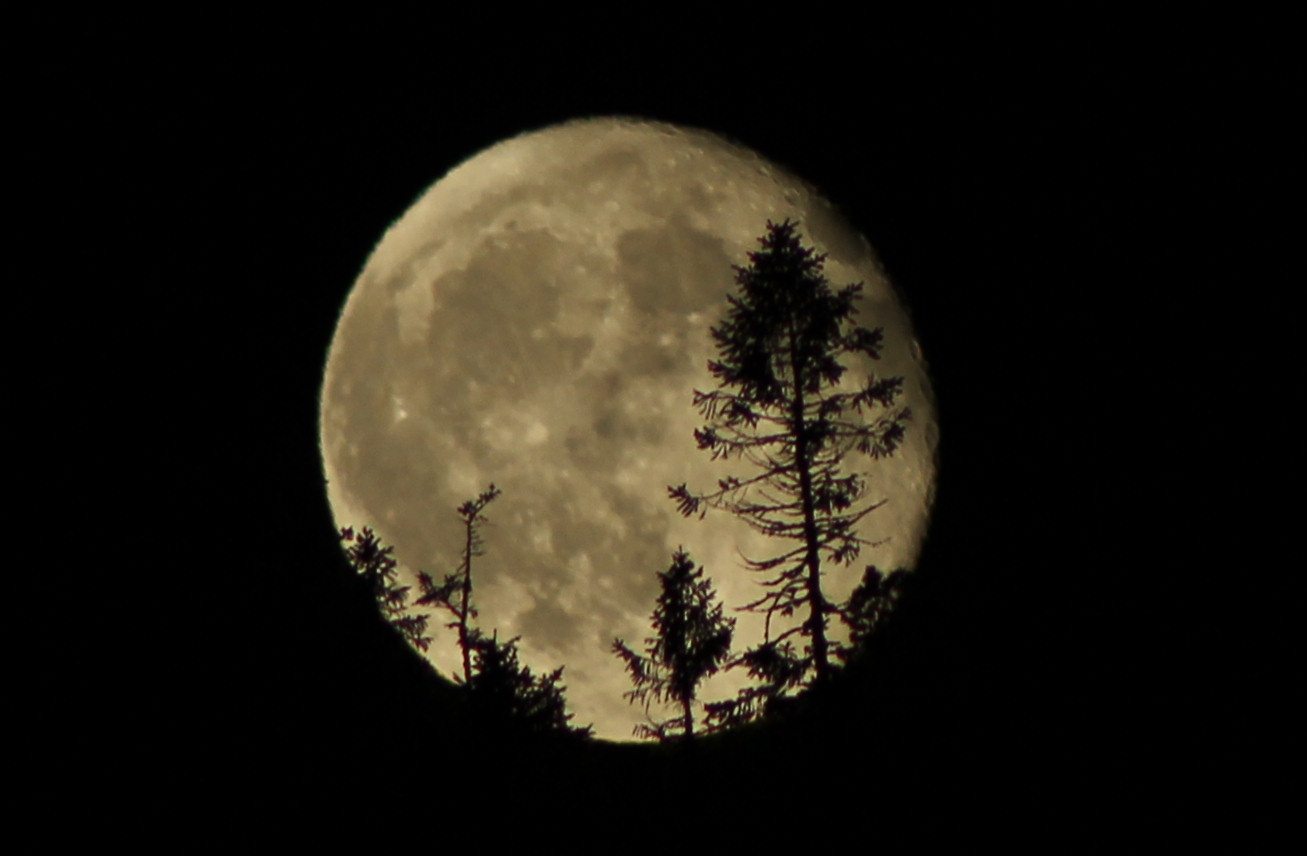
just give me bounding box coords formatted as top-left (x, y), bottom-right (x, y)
top-left (613, 549), bottom-right (735, 740)
top-left (414, 485), bottom-right (590, 737)
top-left (416, 484), bottom-right (500, 684)
top-left (467, 628), bottom-right (592, 737)
top-left (340, 526), bottom-right (432, 651)
top-left (702, 638), bottom-right (808, 730)
top-left (669, 219), bottom-right (910, 718)
top-left (840, 565), bottom-right (907, 658)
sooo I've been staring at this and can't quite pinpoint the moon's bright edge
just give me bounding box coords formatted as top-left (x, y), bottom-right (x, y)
top-left (320, 117), bottom-right (937, 742)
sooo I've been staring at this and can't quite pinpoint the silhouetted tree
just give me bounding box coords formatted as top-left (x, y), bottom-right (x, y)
top-left (416, 485), bottom-right (590, 737)
top-left (669, 219), bottom-right (910, 706)
top-left (613, 549), bottom-right (734, 740)
top-left (340, 526), bottom-right (432, 651)
top-left (840, 565), bottom-right (907, 659)
top-left (702, 638), bottom-right (808, 731)
top-left (416, 484), bottom-right (500, 684)
top-left (467, 628), bottom-right (592, 737)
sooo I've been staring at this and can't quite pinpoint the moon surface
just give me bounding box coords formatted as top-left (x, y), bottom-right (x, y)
top-left (320, 117), bottom-right (937, 741)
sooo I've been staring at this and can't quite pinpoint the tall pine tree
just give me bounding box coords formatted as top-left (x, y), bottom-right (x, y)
top-left (669, 219), bottom-right (910, 707)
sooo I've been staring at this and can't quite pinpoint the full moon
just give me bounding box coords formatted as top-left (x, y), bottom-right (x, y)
top-left (320, 117), bottom-right (937, 741)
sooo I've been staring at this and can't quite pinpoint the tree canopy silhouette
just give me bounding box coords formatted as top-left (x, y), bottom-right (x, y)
top-left (613, 549), bottom-right (734, 740)
top-left (466, 628), bottom-right (590, 737)
top-left (340, 526), bottom-right (432, 652)
top-left (842, 565), bottom-right (907, 656)
top-left (414, 485), bottom-right (591, 737)
top-left (669, 219), bottom-right (911, 718)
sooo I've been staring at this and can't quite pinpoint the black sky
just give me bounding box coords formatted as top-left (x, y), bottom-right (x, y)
top-left (91, 36), bottom-right (1252, 819)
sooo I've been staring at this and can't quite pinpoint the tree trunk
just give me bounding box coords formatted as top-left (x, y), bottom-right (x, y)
top-left (790, 335), bottom-right (830, 682)
top-left (459, 520), bottom-right (473, 686)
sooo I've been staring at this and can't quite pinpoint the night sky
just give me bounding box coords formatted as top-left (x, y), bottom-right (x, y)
top-left (97, 38), bottom-right (1245, 820)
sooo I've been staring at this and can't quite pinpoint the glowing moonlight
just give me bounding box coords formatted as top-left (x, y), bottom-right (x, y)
top-left (320, 118), bottom-right (937, 741)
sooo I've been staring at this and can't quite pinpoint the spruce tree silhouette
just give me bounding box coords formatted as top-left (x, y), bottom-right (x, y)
top-left (613, 549), bottom-right (734, 740)
top-left (669, 219), bottom-right (911, 721)
top-left (339, 526), bottom-right (432, 652)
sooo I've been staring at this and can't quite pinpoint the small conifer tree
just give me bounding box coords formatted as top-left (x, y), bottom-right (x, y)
top-left (613, 549), bottom-right (734, 740)
top-left (416, 485), bottom-right (500, 684)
